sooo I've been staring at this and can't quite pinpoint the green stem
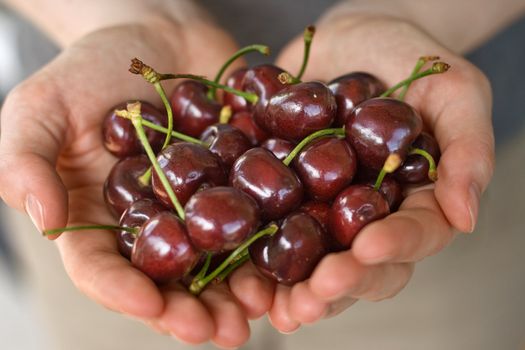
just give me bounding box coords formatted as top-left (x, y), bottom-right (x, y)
top-left (380, 62), bottom-right (450, 98)
top-left (409, 147), bottom-right (438, 181)
top-left (207, 44), bottom-right (270, 100)
top-left (373, 169), bottom-right (388, 191)
top-left (282, 128), bottom-right (345, 166)
top-left (153, 82), bottom-right (173, 149)
top-left (137, 168), bottom-right (152, 187)
top-left (44, 225), bottom-right (137, 236)
top-left (140, 119), bottom-right (207, 146)
top-left (189, 224), bottom-right (279, 295)
top-left (295, 25), bottom-right (315, 81)
top-left (214, 250), bottom-right (250, 284)
top-left (194, 253), bottom-right (213, 281)
top-left (398, 56), bottom-right (440, 101)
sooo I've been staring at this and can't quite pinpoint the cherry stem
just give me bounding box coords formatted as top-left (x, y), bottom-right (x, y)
top-left (124, 102), bottom-right (186, 220)
top-left (295, 25), bottom-right (315, 81)
top-left (43, 225), bottom-right (137, 236)
top-left (214, 250), bottom-right (250, 284)
top-left (138, 168), bottom-right (152, 187)
top-left (409, 147), bottom-right (438, 181)
top-left (282, 127), bottom-right (345, 166)
top-left (153, 83), bottom-right (174, 149)
top-left (380, 62), bottom-right (450, 98)
top-left (189, 224), bottom-right (279, 295)
top-left (219, 105), bottom-right (233, 124)
top-left (373, 153), bottom-right (402, 191)
top-left (207, 44), bottom-right (270, 100)
top-left (194, 253), bottom-right (213, 281)
top-left (398, 56), bottom-right (440, 101)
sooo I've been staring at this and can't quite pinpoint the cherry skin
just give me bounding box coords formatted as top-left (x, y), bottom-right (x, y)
top-left (131, 212), bottom-right (199, 283)
top-left (329, 184), bottom-right (390, 248)
top-left (118, 198), bottom-right (168, 259)
top-left (185, 186), bottom-right (260, 252)
top-left (263, 81), bottom-right (336, 142)
top-left (394, 131), bottom-right (441, 184)
top-left (103, 155), bottom-right (154, 218)
top-left (102, 101), bottom-right (168, 158)
top-left (230, 148), bottom-right (303, 221)
top-left (249, 212), bottom-right (329, 286)
top-left (328, 72), bottom-right (386, 127)
top-left (299, 201), bottom-right (330, 232)
top-left (260, 138), bottom-right (295, 161)
top-left (152, 142), bottom-right (227, 208)
top-left (222, 67), bottom-right (250, 113)
top-left (229, 111), bottom-right (269, 146)
top-left (170, 80), bottom-right (221, 137)
top-left (361, 176), bottom-right (404, 212)
top-left (345, 97), bottom-right (423, 171)
top-left (293, 136), bottom-right (357, 202)
top-left (199, 124), bottom-right (252, 171)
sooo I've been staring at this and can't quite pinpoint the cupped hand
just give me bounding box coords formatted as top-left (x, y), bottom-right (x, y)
top-left (0, 19), bottom-right (271, 348)
top-left (254, 15), bottom-right (495, 332)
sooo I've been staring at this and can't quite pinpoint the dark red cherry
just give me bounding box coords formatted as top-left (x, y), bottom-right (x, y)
top-left (261, 138), bottom-right (295, 161)
top-left (328, 72), bottom-right (386, 127)
top-left (103, 155), bottom-right (154, 218)
top-left (345, 97), bottom-right (423, 171)
top-left (264, 82), bottom-right (336, 142)
top-left (200, 124), bottom-right (252, 170)
top-left (102, 101), bottom-right (168, 158)
top-left (170, 81), bottom-right (221, 137)
top-left (329, 184), bottom-right (390, 248)
top-left (185, 187), bottom-right (260, 252)
top-left (223, 68), bottom-right (250, 113)
top-left (249, 212), bottom-right (329, 285)
top-left (229, 111), bottom-right (269, 146)
top-left (230, 148), bottom-right (303, 220)
top-left (131, 212), bottom-right (199, 283)
top-left (293, 136), bottom-right (357, 202)
top-left (118, 198), bottom-right (168, 259)
top-left (394, 132), bottom-right (441, 184)
top-left (299, 201), bottom-right (330, 232)
top-left (361, 176), bottom-right (404, 212)
top-left (152, 143), bottom-right (227, 208)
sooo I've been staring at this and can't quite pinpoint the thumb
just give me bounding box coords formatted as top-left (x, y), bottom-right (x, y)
top-left (0, 81), bottom-right (69, 237)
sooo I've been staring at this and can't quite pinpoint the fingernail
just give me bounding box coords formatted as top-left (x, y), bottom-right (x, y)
top-left (25, 194), bottom-right (44, 233)
top-left (467, 183), bottom-right (480, 233)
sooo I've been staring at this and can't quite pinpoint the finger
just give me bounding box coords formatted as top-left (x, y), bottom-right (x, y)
top-left (352, 189), bottom-right (455, 264)
top-left (288, 281), bottom-right (328, 324)
top-left (0, 80), bottom-right (70, 236)
top-left (324, 296), bottom-right (358, 319)
top-left (199, 283), bottom-right (251, 349)
top-left (157, 285), bottom-right (215, 344)
top-left (228, 260), bottom-right (275, 320)
top-left (268, 284), bottom-right (301, 334)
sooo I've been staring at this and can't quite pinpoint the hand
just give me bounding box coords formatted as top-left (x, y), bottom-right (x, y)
top-left (0, 19), bottom-right (270, 348)
top-left (256, 15), bottom-right (495, 332)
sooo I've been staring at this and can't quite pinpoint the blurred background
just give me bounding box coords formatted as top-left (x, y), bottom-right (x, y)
top-left (0, 1), bottom-right (524, 349)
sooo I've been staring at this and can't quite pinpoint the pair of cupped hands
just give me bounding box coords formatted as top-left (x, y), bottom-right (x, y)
top-left (0, 13), bottom-right (494, 349)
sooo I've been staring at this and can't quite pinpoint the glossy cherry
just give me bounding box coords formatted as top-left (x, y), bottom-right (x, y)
top-left (230, 148), bottom-right (303, 220)
top-left (185, 186), bottom-right (260, 252)
top-left (200, 124), bottom-right (252, 170)
top-left (394, 132), bottom-right (441, 184)
top-left (131, 212), bottom-right (199, 283)
top-left (263, 81), bottom-right (336, 141)
top-left (222, 67), bottom-right (250, 113)
top-left (249, 212), bottom-right (329, 285)
top-left (345, 97), bottom-right (423, 171)
top-left (229, 111), bottom-right (269, 146)
top-left (261, 138), bottom-right (295, 161)
top-left (293, 136), bottom-right (357, 202)
top-left (299, 201), bottom-right (330, 232)
top-left (103, 155), bottom-right (154, 218)
top-left (328, 72), bottom-right (386, 127)
top-left (152, 142), bottom-right (227, 208)
top-left (329, 184), bottom-right (390, 248)
top-left (118, 198), bottom-right (167, 259)
top-left (170, 80), bottom-right (221, 137)
top-left (362, 176), bottom-right (404, 211)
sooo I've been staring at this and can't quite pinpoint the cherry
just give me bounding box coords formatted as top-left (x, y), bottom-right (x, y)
top-left (230, 148), bottom-right (303, 220)
top-left (249, 212), bottom-right (329, 285)
top-left (222, 68), bottom-right (250, 113)
top-left (394, 132), bottom-right (440, 184)
top-left (329, 184), bottom-right (390, 248)
top-left (102, 101), bottom-right (168, 158)
top-left (152, 142), bottom-right (227, 208)
top-left (103, 155), bottom-right (154, 218)
top-left (299, 201), bottom-right (330, 232)
top-left (185, 186), bottom-right (260, 252)
top-left (345, 97), bottom-right (423, 172)
top-left (169, 80), bottom-right (221, 137)
top-left (292, 136), bottom-right (357, 202)
top-left (263, 81), bottom-right (336, 142)
top-left (261, 138), bottom-right (295, 161)
top-left (131, 212), bottom-right (199, 283)
top-left (199, 124), bottom-right (252, 170)
top-left (118, 198), bottom-right (168, 259)
top-left (229, 111), bottom-right (269, 146)
top-left (328, 72), bottom-right (386, 127)
top-left (360, 176), bottom-right (404, 211)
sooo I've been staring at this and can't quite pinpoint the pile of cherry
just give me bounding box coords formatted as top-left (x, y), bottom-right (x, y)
top-left (46, 27), bottom-right (446, 294)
